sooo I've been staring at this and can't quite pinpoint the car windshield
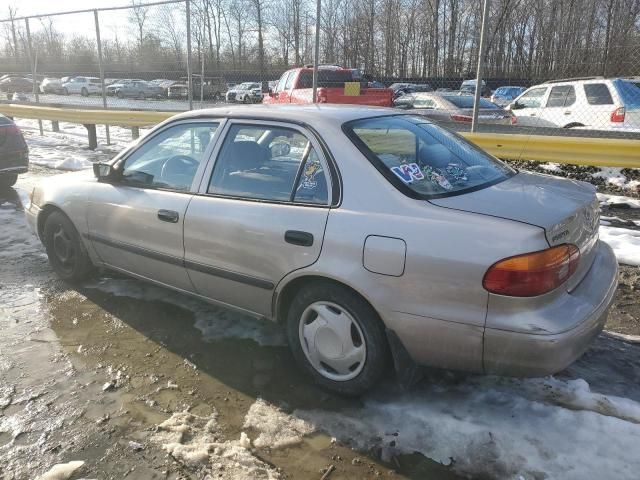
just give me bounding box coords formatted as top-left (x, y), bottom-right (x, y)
top-left (443, 95), bottom-right (498, 109)
top-left (613, 79), bottom-right (640, 108)
top-left (496, 87), bottom-right (521, 96)
top-left (344, 115), bottom-right (515, 198)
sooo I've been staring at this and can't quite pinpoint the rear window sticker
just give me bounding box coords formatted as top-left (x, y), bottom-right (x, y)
top-left (390, 163), bottom-right (425, 184)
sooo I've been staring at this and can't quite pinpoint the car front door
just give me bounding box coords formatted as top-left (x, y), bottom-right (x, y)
top-left (183, 120), bottom-right (334, 317)
top-left (511, 86), bottom-right (549, 127)
top-left (86, 120), bottom-right (221, 292)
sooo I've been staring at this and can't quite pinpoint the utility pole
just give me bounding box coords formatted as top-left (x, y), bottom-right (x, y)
top-left (471, 0), bottom-right (490, 133)
top-left (312, 0), bottom-right (321, 102)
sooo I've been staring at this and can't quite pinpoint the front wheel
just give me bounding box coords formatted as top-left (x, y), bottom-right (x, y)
top-left (0, 173), bottom-right (18, 188)
top-left (43, 211), bottom-right (95, 282)
top-left (286, 282), bottom-right (390, 396)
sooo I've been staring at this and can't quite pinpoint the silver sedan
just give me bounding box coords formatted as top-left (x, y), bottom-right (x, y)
top-left (25, 105), bottom-right (618, 395)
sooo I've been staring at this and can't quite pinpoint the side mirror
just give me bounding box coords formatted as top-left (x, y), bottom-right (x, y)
top-left (93, 162), bottom-right (115, 181)
top-left (511, 101), bottom-right (524, 110)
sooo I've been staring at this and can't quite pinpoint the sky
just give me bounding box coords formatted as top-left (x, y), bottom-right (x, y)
top-left (0, 0), bottom-right (181, 42)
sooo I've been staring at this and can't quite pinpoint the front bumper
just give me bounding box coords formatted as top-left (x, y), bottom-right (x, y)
top-left (483, 241), bottom-right (618, 376)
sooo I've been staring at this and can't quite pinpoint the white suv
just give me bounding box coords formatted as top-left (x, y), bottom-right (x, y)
top-left (61, 76), bottom-right (103, 97)
top-left (508, 77), bottom-right (640, 131)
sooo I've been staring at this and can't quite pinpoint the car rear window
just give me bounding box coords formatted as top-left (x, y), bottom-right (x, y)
top-left (613, 79), bottom-right (640, 108)
top-left (584, 83), bottom-right (613, 105)
top-left (442, 96), bottom-right (498, 109)
top-left (344, 115), bottom-right (515, 199)
top-left (297, 70), bottom-right (359, 88)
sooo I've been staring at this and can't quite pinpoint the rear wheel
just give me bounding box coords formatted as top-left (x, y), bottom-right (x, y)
top-left (0, 173), bottom-right (18, 188)
top-left (43, 211), bottom-right (95, 282)
top-left (243, 95), bottom-right (252, 104)
top-left (286, 282), bottom-right (390, 396)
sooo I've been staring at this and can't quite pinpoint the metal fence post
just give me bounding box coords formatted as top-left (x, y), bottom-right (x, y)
top-left (311, 0), bottom-right (321, 103)
top-left (471, 0), bottom-right (490, 133)
top-left (186, 0), bottom-right (193, 110)
top-left (94, 10), bottom-right (111, 145)
top-left (24, 18), bottom-right (44, 136)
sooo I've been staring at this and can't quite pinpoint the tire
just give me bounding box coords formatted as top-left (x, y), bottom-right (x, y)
top-left (63, 87), bottom-right (69, 95)
top-left (117, 91), bottom-right (124, 99)
top-left (0, 173), bottom-right (18, 188)
top-left (43, 210), bottom-right (94, 282)
top-left (286, 281), bottom-right (390, 396)
top-left (138, 91), bottom-right (145, 99)
top-left (81, 87), bottom-right (89, 97)
top-left (243, 95), bottom-right (251, 104)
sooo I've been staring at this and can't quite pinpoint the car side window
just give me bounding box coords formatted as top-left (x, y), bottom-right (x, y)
top-left (517, 87), bottom-right (547, 108)
top-left (208, 124), bottom-right (328, 204)
top-left (121, 122), bottom-right (219, 191)
top-left (285, 72), bottom-right (297, 90)
top-left (584, 83), bottom-right (614, 105)
top-left (276, 72), bottom-right (290, 92)
top-left (546, 86), bottom-right (576, 108)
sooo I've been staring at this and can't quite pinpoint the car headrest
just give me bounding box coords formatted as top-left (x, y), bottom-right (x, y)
top-left (226, 141), bottom-right (269, 171)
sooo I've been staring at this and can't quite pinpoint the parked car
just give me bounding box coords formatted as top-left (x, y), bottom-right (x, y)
top-left (0, 115), bottom-right (28, 188)
top-left (40, 77), bottom-right (66, 95)
top-left (61, 76), bottom-right (102, 96)
top-left (112, 80), bottom-right (164, 99)
top-left (264, 66), bottom-right (393, 107)
top-left (225, 82), bottom-right (263, 103)
top-left (508, 77), bottom-right (640, 129)
top-left (106, 79), bottom-right (144, 96)
top-left (168, 75), bottom-right (226, 100)
top-left (460, 79), bottom-right (492, 97)
top-left (490, 86), bottom-right (526, 107)
top-left (25, 105), bottom-right (617, 395)
top-left (395, 92), bottom-right (517, 125)
top-left (0, 77), bottom-right (35, 95)
top-left (390, 83), bottom-right (433, 99)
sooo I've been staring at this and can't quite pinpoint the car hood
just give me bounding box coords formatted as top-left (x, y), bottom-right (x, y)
top-left (429, 171), bottom-right (600, 289)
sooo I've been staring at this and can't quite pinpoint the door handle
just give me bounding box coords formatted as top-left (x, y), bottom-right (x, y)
top-left (564, 111), bottom-right (572, 115)
top-left (157, 209), bottom-right (179, 223)
top-left (529, 113), bottom-right (537, 116)
top-left (285, 230), bottom-right (314, 247)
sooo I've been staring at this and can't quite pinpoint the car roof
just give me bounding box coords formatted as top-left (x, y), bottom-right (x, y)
top-left (171, 104), bottom-right (405, 126)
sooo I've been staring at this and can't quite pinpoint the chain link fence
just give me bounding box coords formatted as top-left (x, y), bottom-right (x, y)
top-left (0, 0), bottom-right (639, 141)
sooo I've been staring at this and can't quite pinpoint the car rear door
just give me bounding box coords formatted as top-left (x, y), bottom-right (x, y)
top-left (183, 119), bottom-right (334, 317)
top-left (539, 84), bottom-right (578, 127)
top-left (86, 120), bottom-right (221, 292)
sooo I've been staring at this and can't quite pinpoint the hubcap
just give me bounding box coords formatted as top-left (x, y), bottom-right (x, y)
top-left (52, 225), bottom-right (75, 272)
top-left (298, 301), bottom-right (366, 381)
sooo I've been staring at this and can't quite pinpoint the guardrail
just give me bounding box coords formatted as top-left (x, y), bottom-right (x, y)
top-left (0, 103), bottom-right (639, 168)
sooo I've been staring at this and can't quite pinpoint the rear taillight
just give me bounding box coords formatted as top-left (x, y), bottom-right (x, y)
top-left (510, 115), bottom-right (518, 125)
top-left (450, 113), bottom-right (472, 123)
top-left (610, 107), bottom-right (625, 123)
top-left (483, 244), bottom-right (580, 297)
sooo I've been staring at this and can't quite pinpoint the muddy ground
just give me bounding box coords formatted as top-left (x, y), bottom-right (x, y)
top-left (1, 165), bottom-right (640, 480)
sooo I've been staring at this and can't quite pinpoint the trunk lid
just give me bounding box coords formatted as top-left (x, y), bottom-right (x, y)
top-left (429, 171), bottom-right (600, 291)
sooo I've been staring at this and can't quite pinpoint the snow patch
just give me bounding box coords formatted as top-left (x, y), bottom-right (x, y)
top-left (36, 460), bottom-right (84, 480)
top-left (598, 193), bottom-right (640, 209)
top-left (243, 398), bottom-right (314, 449)
top-left (540, 162), bottom-right (562, 172)
top-left (599, 225), bottom-right (640, 266)
top-left (592, 167), bottom-right (629, 188)
top-left (87, 278), bottom-right (286, 346)
top-left (295, 375), bottom-right (640, 479)
top-left (152, 410), bottom-right (279, 479)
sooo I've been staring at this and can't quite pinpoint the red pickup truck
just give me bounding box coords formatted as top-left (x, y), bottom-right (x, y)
top-left (263, 67), bottom-right (393, 107)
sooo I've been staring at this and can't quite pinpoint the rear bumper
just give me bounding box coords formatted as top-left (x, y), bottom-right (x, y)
top-left (483, 241), bottom-right (618, 376)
